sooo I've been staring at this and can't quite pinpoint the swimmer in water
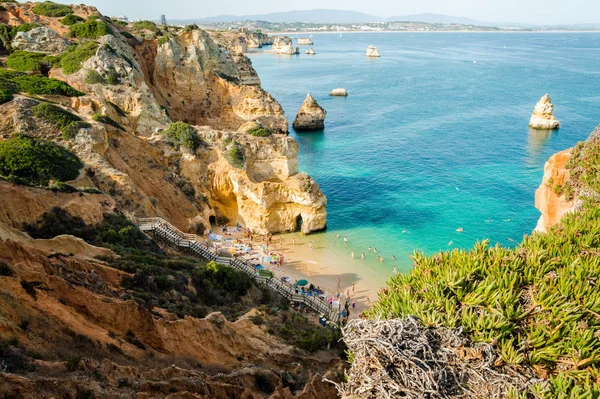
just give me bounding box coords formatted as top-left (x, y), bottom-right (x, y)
top-left (448, 240), bottom-right (453, 246)
top-left (361, 252), bottom-right (365, 259)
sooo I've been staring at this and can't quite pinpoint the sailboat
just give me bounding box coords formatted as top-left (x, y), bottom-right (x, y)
top-left (339, 33), bottom-right (342, 37)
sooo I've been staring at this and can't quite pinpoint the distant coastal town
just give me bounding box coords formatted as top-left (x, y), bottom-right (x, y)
top-left (189, 20), bottom-right (598, 33)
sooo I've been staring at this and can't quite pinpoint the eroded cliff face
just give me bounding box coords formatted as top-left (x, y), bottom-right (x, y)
top-left (0, 221), bottom-right (342, 398)
top-left (0, 3), bottom-right (326, 235)
top-left (534, 149), bottom-right (576, 232)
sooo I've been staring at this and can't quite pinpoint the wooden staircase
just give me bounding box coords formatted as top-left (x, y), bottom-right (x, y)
top-left (134, 217), bottom-right (341, 324)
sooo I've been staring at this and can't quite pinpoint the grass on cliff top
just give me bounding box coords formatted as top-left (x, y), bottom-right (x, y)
top-left (0, 68), bottom-right (83, 103)
top-left (0, 134), bottom-right (82, 186)
top-left (162, 122), bottom-right (200, 152)
top-left (32, 1), bottom-right (72, 17)
top-left (368, 183), bottom-right (600, 398)
top-left (132, 20), bottom-right (158, 32)
top-left (68, 19), bottom-right (112, 39)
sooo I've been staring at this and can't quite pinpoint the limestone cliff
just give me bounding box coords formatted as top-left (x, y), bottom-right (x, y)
top-left (534, 149), bottom-right (576, 232)
top-left (534, 125), bottom-right (600, 232)
top-left (0, 220), bottom-right (343, 398)
top-left (0, 3), bottom-right (326, 235)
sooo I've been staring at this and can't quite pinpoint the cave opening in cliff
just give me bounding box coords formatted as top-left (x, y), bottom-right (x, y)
top-left (209, 215), bottom-right (216, 226)
top-left (295, 215), bottom-right (303, 232)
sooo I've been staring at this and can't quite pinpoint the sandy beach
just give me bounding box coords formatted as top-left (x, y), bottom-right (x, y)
top-left (212, 226), bottom-right (394, 318)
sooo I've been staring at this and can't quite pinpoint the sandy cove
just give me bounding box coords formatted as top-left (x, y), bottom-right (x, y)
top-left (215, 226), bottom-right (392, 318)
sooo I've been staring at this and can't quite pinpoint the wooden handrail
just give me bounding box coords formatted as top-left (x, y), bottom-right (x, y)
top-left (133, 216), bottom-right (340, 323)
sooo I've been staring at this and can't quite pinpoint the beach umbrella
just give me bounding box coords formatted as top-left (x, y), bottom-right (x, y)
top-left (296, 279), bottom-right (308, 286)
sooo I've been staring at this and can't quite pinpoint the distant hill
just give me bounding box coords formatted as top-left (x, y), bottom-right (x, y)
top-left (386, 13), bottom-right (491, 26)
top-left (181, 9), bottom-right (385, 24)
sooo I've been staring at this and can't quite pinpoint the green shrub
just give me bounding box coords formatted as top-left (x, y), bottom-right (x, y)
top-left (105, 67), bottom-right (120, 85)
top-left (132, 20), bottom-right (158, 32)
top-left (0, 69), bottom-right (83, 101)
top-left (84, 70), bottom-right (105, 84)
top-left (61, 121), bottom-right (89, 140)
top-left (162, 121), bottom-right (199, 152)
top-left (60, 13), bottom-right (84, 26)
top-left (183, 24), bottom-right (199, 32)
top-left (48, 180), bottom-right (77, 193)
top-left (112, 19), bottom-right (127, 28)
top-left (32, 102), bottom-right (82, 131)
top-left (226, 142), bottom-right (244, 168)
top-left (0, 23), bottom-right (40, 53)
top-left (92, 114), bottom-right (125, 131)
top-left (6, 50), bottom-right (60, 72)
top-left (32, 1), bottom-right (72, 17)
top-left (68, 20), bottom-right (112, 39)
top-left (247, 125), bottom-right (272, 137)
top-left (0, 134), bottom-right (82, 186)
top-left (77, 186), bottom-right (102, 194)
top-left (157, 34), bottom-right (171, 46)
top-left (60, 42), bottom-right (98, 74)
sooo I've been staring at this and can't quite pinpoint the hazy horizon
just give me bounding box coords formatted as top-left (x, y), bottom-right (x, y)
top-left (51, 0), bottom-right (600, 26)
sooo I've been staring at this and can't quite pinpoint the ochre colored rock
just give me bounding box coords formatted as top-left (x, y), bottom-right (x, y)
top-left (529, 94), bottom-right (560, 130)
top-left (293, 94), bottom-right (327, 131)
top-left (534, 149), bottom-right (576, 232)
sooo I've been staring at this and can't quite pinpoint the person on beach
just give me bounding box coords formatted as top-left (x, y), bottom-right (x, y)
top-left (346, 289), bottom-right (350, 298)
top-left (336, 290), bottom-right (340, 298)
top-left (361, 252), bottom-right (365, 259)
top-left (351, 252), bottom-right (354, 259)
top-left (292, 237), bottom-right (295, 246)
top-left (352, 283), bottom-right (355, 294)
top-left (352, 299), bottom-right (356, 310)
top-left (367, 297), bottom-right (371, 303)
top-left (344, 236), bottom-right (348, 245)
top-left (337, 278), bottom-right (341, 289)
top-left (393, 265), bottom-right (397, 274)
top-left (309, 241), bottom-right (313, 250)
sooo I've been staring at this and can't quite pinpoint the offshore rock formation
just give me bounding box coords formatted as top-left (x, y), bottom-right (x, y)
top-left (298, 38), bottom-right (314, 45)
top-left (534, 149), bottom-right (576, 232)
top-left (273, 36), bottom-right (299, 55)
top-left (366, 44), bottom-right (380, 57)
top-left (330, 88), bottom-right (348, 96)
top-left (305, 48), bottom-right (316, 55)
top-left (293, 94), bottom-right (327, 131)
top-left (529, 94), bottom-right (560, 130)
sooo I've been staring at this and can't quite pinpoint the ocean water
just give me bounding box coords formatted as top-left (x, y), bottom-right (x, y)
top-left (248, 32), bottom-right (600, 283)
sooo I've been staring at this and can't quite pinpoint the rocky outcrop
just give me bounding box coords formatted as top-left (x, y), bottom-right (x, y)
top-left (273, 36), bottom-right (299, 55)
top-left (298, 38), bottom-right (313, 45)
top-left (12, 27), bottom-right (71, 55)
top-left (529, 94), bottom-right (560, 130)
top-left (148, 30), bottom-right (287, 133)
top-left (330, 88), bottom-right (347, 96)
top-left (534, 149), bottom-right (576, 232)
top-left (305, 48), bottom-right (316, 55)
top-left (293, 94), bottom-right (327, 131)
top-left (366, 45), bottom-right (380, 57)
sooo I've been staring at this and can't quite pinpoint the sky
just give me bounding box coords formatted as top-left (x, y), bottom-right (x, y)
top-left (55, 0), bottom-right (600, 25)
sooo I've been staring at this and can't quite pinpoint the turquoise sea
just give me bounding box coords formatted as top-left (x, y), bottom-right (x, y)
top-left (248, 32), bottom-right (600, 282)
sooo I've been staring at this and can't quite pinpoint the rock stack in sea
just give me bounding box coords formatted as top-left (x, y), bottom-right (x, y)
top-left (293, 94), bottom-right (327, 131)
top-left (529, 94), bottom-right (560, 130)
top-left (305, 48), bottom-right (316, 55)
top-left (298, 38), bottom-right (314, 45)
top-left (330, 88), bottom-right (348, 96)
top-left (272, 36), bottom-right (296, 55)
top-left (366, 45), bottom-right (380, 58)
